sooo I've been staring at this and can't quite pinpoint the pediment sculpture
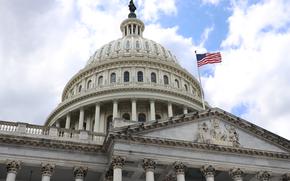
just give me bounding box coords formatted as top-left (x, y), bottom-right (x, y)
top-left (196, 119), bottom-right (240, 147)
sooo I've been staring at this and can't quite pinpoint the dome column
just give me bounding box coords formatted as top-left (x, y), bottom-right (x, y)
top-left (78, 108), bottom-right (85, 130)
top-left (168, 103), bottom-right (173, 117)
top-left (150, 100), bottom-right (156, 121)
top-left (65, 113), bottom-right (71, 129)
top-left (93, 103), bottom-right (100, 133)
top-left (131, 99), bottom-right (137, 121)
top-left (113, 101), bottom-right (118, 120)
top-left (183, 107), bottom-right (188, 114)
top-left (6, 160), bottom-right (21, 181)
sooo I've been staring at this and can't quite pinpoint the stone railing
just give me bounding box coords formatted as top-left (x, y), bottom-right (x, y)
top-left (0, 121), bottom-right (106, 145)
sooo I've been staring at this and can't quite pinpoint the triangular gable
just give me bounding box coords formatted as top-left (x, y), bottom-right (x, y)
top-left (112, 108), bottom-right (290, 153)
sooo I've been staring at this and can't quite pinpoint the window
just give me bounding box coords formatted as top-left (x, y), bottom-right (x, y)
top-left (78, 85), bottom-right (82, 92)
top-left (175, 79), bottom-right (179, 88)
top-left (110, 73), bottom-right (116, 83)
top-left (137, 71), bottom-right (143, 82)
top-left (98, 76), bottom-right (103, 85)
top-left (163, 75), bottom-right (169, 85)
top-left (124, 71), bottom-right (130, 82)
top-left (184, 84), bottom-right (188, 91)
top-left (138, 113), bottom-right (146, 122)
top-left (87, 80), bottom-right (92, 89)
top-left (106, 115), bottom-right (113, 132)
top-left (122, 113), bottom-right (130, 120)
top-left (156, 114), bottom-right (161, 120)
top-left (151, 72), bottom-right (156, 83)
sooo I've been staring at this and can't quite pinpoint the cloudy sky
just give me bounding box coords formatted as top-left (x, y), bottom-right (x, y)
top-left (0, 0), bottom-right (290, 139)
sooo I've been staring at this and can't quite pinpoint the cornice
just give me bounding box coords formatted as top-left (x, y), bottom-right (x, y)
top-left (0, 133), bottom-right (104, 153)
top-left (109, 108), bottom-right (290, 152)
top-left (61, 59), bottom-right (201, 101)
top-left (107, 133), bottom-right (290, 160)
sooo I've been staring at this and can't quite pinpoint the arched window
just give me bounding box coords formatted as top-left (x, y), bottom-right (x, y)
top-left (78, 85), bottom-right (82, 92)
top-left (175, 79), bottom-right (179, 88)
top-left (124, 71), bottom-right (130, 82)
top-left (184, 84), bottom-right (188, 91)
top-left (164, 75), bottom-right (169, 85)
top-left (138, 113), bottom-right (146, 122)
top-left (122, 113), bottom-right (130, 120)
top-left (98, 76), bottom-right (103, 85)
top-left (151, 72), bottom-right (156, 83)
top-left (156, 114), bottom-right (161, 120)
top-left (137, 71), bottom-right (143, 82)
top-left (110, 73), bottom-right (116, 83)
top-left (87, 80), bottom-right (92, 89)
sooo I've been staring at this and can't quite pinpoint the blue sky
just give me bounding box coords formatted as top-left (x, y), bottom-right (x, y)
top-left (0, 0), bottom-right (290, 140)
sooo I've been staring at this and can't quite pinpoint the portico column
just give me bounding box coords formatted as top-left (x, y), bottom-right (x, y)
top-left (150, 100), bottom-right (156, 121)
top-left (183, 107), bottom-right (188, 114)
top-left (257, 171), bottom-right (271, 181)
top-left (6, 160), bottom-right (21, 181)
top-left (174, 162), bottom-right (186, 181)
top-left (229, 168), bottom-right (244, 181)
top-left (113, 101), bottom-right (118, 119)
top-left (73, 167), bottom-right (88, 181)
top-left (201, 165), bottom-right (215, 181)
top-left (65, 113), bottom-right (71, 129)
top-left (143, 159), bottom-right (156, 181)
top-left (112, 156), bottom-right (125, 181)
top-left (78, 108), bottom-right (85, 130)
top-left (168, 102), bottom-right (173, 117)
top-left (131, 99), bottom-right (137, 121)
top-left (282, 173), bottom-right (290, 181)
top-left (41, 163), bottom-right (55, 181)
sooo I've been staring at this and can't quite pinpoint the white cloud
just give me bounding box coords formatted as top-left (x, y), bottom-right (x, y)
top-left (135, 0), bottom-right (177, 22)
top-left (202, 0), bottom-right (221, 5)
top-left (204, 0), bottom-right (290, 139)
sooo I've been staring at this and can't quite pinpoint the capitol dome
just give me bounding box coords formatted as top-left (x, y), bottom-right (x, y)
top-left (45, 3), bottom-right (205, 133)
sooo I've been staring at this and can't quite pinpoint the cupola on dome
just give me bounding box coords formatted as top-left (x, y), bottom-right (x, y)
top-left (86, 1), bottom-right (179, 66)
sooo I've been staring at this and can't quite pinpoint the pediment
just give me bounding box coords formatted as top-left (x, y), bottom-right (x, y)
top-left (138, 117), bottom-right (288, 153)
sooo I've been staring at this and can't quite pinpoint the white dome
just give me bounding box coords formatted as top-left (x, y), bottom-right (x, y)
top-left (86, 36), bottom-right (179, 66)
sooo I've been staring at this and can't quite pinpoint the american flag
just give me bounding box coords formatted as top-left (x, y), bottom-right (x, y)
top-left (196, 52), bottom-right (222, 67)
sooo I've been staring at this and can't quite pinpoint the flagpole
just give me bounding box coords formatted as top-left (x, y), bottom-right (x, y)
top-left (195, 51), bottom-right (206, 110)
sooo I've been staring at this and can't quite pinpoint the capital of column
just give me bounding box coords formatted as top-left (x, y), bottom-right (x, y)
top-left (73, 166), bottom-right (88, 179)
top-left (6, 160), bottom-right (21, 174)
top-left (282, 173), bottom-right (290, 181)
top-left (174, 162), bottom-right (186, 175)
top-left (111, 156), bottom-right (125, 169)
top-left (201, 165), bottom-right (215, 177)
top-left (257, 171), bottom-right (271, 181)
top-left (41, 163), bottom-right (55, 177)
top-left (105, 168), bottom-right (113, 181)
top-left (143, 159), bottom-right (156, 172)
top-left (229, 168), bottom-right (244, 180)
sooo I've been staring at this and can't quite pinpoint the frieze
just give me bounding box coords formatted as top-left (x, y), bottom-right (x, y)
top-left (196, 119), bottom-right (240, 147)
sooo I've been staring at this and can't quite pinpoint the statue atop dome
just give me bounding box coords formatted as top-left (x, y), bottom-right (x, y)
top-left (128, 0), bottom-right (137, 18)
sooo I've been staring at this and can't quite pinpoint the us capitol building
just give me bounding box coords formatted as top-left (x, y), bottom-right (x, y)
top-left (0, 1), bottom-right (289, 181)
